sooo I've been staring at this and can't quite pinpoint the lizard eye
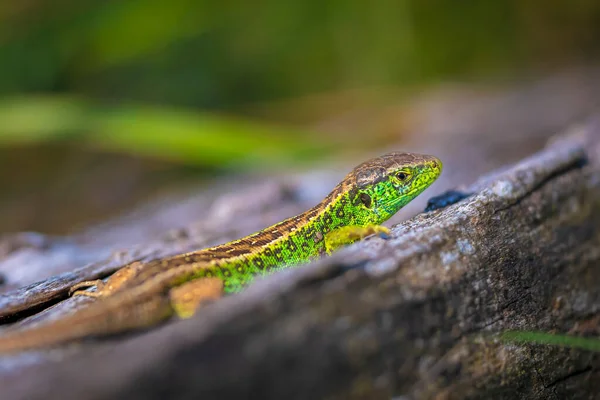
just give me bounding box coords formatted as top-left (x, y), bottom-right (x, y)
top-left (396, 172), bottom-right (409, 181)
top-left (359, 193), bottom-right (372, 208)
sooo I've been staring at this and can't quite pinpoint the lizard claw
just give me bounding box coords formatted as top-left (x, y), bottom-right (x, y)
top-left (69, 280), bottom-right (103, 297)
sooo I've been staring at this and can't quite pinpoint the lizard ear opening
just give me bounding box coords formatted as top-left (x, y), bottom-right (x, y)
top-left (359, 193), bottom-right (372, 208)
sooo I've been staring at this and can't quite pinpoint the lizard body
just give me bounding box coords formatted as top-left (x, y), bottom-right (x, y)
top-left (0, 152), bottom-right (441, 353)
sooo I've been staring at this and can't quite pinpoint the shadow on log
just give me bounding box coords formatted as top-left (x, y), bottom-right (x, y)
top-left (2, 118), bottom-right (600, 399)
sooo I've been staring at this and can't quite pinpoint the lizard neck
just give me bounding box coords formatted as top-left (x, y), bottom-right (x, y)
top-left (205, 179), bottom-right (353, 262)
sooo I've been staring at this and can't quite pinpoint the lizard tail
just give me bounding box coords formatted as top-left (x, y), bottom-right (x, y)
top-left (0, 294), bottom-right (173, 354)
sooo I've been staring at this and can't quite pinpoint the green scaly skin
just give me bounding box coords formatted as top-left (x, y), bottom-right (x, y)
top-left (0, 152), bottom-right (441, 353)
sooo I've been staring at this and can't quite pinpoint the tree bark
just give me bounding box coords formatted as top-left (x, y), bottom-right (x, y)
top-left (1, 118), bottom-right (600, 399)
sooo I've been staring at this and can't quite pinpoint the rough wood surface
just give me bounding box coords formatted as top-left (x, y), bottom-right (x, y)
top-left (1, 118), bottom-right (600, 399)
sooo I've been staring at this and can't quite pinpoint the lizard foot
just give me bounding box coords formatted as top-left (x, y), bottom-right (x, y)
top-left (170, 278), bottom-right (224, 319)
top-left (324, 225), bottom-right (391, 254)
top-left (69, 280), bottom-right (105, 297)
top-left (69, 261), bottom-right (145, 298)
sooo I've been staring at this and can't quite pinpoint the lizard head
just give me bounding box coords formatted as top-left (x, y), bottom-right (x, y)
top-left (346, 152), bottom-right (442, 225)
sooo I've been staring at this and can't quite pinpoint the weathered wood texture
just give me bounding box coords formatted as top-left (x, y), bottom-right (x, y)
top-left (2, 119), bottom-right (600, 399)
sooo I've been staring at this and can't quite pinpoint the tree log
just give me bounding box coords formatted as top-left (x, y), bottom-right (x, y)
top-left (1, 119), bottom-right (600, 399)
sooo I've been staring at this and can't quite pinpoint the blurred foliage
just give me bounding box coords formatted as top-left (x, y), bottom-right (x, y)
top-left (1, 0), bottom-right (599, 109)
top-left (0, 1), bottom-right (599, 160)
top-left (0, 0), bottom-right (599, 233)
top-left (0, 96), bottom-right (331, 167)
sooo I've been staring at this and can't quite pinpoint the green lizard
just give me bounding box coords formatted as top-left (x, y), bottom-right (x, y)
top-left (0, 152), bottom-right (441, 353)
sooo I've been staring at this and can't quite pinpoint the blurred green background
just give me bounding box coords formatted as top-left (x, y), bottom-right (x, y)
top-left (0, 0), bottom-right (599, 234)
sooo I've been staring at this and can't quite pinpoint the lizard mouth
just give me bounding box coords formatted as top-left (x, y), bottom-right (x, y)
top-left (378, 188), bottom-right (420, 216)
top-left (379, 176), bottom-right (438, 216)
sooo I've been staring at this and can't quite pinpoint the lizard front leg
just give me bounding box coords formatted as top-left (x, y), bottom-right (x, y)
top-left (324, 225), bottom-right (390, 255)
top-left (169, 277), bottom-right (224, 319)
top-left (70, 261), bottom-right (145, 298)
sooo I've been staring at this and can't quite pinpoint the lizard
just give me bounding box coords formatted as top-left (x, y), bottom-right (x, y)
top-left (0, 152), bottom-right (441, 353)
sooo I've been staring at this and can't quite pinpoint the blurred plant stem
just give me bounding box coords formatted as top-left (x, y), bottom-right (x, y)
top-left (0, 95), bottom-right (342, 168)
top-left (501, 330), bottom-right (600, 352)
